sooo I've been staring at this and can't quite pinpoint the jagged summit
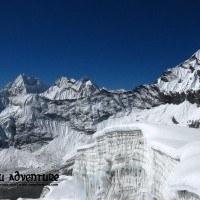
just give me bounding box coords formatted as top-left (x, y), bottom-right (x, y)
top-left (193, 49), bottom-right (200, 60)
top-left (4, 74), bottom-right (49, 95)
top-left (156, 50), bottom-right (200, 93)
top-left (43, 76), bottom-right (99, 100)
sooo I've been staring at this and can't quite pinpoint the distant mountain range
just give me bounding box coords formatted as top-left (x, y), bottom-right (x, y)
top-left (0, 50), bottom-right (200, 174)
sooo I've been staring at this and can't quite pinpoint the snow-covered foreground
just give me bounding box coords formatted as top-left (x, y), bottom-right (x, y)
top-left (17, 176), bottom-right (83, 200)
top-left (73, 123), bottom-right (200, 199)
top-left (0, 124), bottom-right (91, 174)
top-left (19, 123), bottom-right (200, 200)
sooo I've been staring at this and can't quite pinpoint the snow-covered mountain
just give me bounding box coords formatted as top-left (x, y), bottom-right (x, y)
top-left (0, 50), bottom-right (199, 162)
top-left (5, 74), bottom-right (49, 95)
top-left (1, 50), bottom-right (200, 199)
top-left (157, 50), bottom-right (200, 93)
top-left (43, 76), bottom-right (99, 100)
top-left (0, 74), bottom-right (48, 112)
top-left (0, 74), bottom-right (161, 152)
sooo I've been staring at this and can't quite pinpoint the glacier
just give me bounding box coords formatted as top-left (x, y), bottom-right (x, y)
top-left (2, 49), bottom-right (200, 199)
top-left (73, 124), bottom-right (200, 200)
top-left (19, 124), bottom-right (200, 200)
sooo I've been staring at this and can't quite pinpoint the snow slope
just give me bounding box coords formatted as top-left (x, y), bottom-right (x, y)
top-left (17, 176), bottom-right (83, 200)
top-left (0, 124), bottom-right (92, 174)
top-left (5, 74), bottom-right (49, 95)
top-left (97, 100), bottom-right (200, 130)
top-left (157, 50), bottom-right (200, 93)
top-left (169, 141), bottom-right (200, 196)
top-left (42, 76), bottom-right (99, 100)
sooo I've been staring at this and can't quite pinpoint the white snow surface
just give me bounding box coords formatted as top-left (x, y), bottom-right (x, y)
top-left (43, 76), bottom-right (99, 100)
top-left (95, 123), bottom-right (200, 157)
top-left (0, 123), bottom-right (91, 173)
top-left (94, 123), bottom-right (200, 196)
top-left (97, 100), bottom-right (200, 129)
top-left (169, 140), bottom-right (200, 196)
top-left (4, 74), bottom-right (49, 94)
top-left (18, 123), bottom-right (200, 199)
top-left (17, 176), bottom-right (83, 200)
top-left (157, 50), bottom-right (200, 93)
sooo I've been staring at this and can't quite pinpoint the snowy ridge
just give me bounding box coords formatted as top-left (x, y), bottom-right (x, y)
top-left (157, 50), bottom-right (200, 93)
top-left (96, 100), bottom-right (200, 129)
top-left (43, 76), bottom-right (99, 100)
top-left (5, 74), bottom-right (49, 95)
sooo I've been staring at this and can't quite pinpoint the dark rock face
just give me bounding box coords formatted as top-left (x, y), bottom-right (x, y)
top-left (189, 120), bottom-right (200, 128)
top-left (157, 89), bottom-right (200, 106)
top-left (176, 190), bottom-right (200, 200)
top-left (172, 117), bottom-right (179, 124)
top-left (160, 70), bottom-right (173, 82)
top-left (159, 92), bottom-right (186, 105)
top-left (0, 185), bottom-right (45, 200)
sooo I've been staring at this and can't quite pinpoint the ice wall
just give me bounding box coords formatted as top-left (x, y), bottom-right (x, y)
top-left (73, 128), bottom-right (200, 200)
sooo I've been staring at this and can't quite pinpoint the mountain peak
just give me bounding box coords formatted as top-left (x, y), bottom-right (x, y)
top-left (5, 74), bottom-right (49, 95)
top-left (81, 76), bottom-right (90, 82)
top-left (55, 77), bottom-right (76, 86)
top-left (156, 50), bottom-right (200, 93)
top-left (193, 49), bottom-right (200, 60)
top-left (43, 76), bottom-right (99, 100)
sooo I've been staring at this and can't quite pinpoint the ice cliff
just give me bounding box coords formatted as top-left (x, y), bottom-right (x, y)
top-left (73, 124), bottom-right (200, 200)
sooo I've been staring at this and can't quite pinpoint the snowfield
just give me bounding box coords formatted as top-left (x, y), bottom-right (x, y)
top-left (20, 123), bottom-right (200, 200)
top-left (97, 100), bottom-right (200, 130)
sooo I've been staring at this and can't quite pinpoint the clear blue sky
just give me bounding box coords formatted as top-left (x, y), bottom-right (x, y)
top-left (0, 0), bottom-right (200, 89)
